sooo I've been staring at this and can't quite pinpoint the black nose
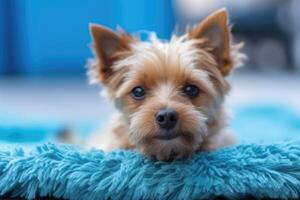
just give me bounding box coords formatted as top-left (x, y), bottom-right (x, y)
top-left (155, 109), bottom-right (178, 130)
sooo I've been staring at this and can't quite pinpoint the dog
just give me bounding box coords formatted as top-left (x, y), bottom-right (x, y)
top-left (86, 8), bottom-right (244, 161)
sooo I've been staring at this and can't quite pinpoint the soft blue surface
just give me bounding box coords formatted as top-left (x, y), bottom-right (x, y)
top-left (0, 109), bottom-right (62, 144)
top-left (1, 142), bottom-right (300, 199)
top-left (232, 104), bottom-right (300, 143)
top-left (0, 104), bottom-right (300, 199)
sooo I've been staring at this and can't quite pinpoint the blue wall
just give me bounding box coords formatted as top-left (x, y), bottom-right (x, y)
top-left (0, 0), bottom-right (175, 76)
top-left (0, 1), bottom-right (7, 74)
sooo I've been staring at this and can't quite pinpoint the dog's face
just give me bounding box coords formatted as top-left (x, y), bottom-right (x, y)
top-left (89, 9), bottom-right (243, 161)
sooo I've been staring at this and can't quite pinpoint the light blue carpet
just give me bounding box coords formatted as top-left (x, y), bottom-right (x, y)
top-left (0, 104), bottom-right (300, 199)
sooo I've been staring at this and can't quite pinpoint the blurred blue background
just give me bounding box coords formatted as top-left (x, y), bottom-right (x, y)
top-left (0, 0), bottom-right (300, 146)
top-left (0, 0), bottom-right (174, 76)
top-left (1, 0), bottom-right (300, 75)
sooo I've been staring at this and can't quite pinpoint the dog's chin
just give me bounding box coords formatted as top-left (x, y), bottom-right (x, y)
top-left (136, 131), bottom-right (201, 162)
top-left (153, 132), bottom-right (181, 140)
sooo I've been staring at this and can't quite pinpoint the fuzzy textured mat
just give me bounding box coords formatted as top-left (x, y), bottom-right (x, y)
top-left (0, 142), bottom-right (300, 200)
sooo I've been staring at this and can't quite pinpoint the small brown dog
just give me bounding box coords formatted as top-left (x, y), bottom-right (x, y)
top-left (86, 8), bottom-right (244, 161)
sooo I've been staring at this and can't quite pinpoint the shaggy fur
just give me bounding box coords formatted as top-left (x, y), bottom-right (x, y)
top-left (86, 8), bottom-right (244, 161)
top-left (1, 142), bottom-right (300, 200)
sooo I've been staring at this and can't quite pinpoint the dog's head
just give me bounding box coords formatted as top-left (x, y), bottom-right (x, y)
top-left (88, 9), bottom-right (243, 161)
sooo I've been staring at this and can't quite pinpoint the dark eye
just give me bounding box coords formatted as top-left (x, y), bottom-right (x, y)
top-left (131, 86), bottom-right (146, 100)
top-left (183, 85), bottom-right (199, 98)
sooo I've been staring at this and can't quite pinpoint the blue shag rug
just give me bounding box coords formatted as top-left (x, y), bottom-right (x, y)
top-left (1, 104), bottom-right (300, 199)
top-left (1, 142), bottom-right (300, 200)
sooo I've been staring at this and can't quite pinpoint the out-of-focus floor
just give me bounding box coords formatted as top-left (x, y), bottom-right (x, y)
top-left (0, 72), bottom-right (300, 123)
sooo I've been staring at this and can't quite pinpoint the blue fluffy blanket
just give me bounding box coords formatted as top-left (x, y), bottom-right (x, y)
top-left (1, 142), bottom-right (300, 200)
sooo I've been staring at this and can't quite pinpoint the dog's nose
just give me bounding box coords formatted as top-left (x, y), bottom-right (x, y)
top-left (155, 109), bottom-right (178, 130)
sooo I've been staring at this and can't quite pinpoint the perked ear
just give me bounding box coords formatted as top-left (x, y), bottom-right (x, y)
top-left (189, 8), bottom-right (233, 76)
top-left (89, 24), bottom-right (131, 82)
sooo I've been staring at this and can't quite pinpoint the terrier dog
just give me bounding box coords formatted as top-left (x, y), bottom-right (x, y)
top-left (86, 8), bottom-right (244, 161)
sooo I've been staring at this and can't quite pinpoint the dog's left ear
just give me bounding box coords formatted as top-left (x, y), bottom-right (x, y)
top-left (189, 8), bottom-right (233, 76)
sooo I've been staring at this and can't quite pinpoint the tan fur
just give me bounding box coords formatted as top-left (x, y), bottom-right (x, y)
top-left (86, 8), bottom-right (244, 161)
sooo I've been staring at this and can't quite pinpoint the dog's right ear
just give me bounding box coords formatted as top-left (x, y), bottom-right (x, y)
top-left (89, 24), bottom-right (132, 82)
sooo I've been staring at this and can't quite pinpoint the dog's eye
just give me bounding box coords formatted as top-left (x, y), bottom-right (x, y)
top-left (183, 85), bottom-right (199, 98)
top-left (131, 86), bottom-right (146, 100)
